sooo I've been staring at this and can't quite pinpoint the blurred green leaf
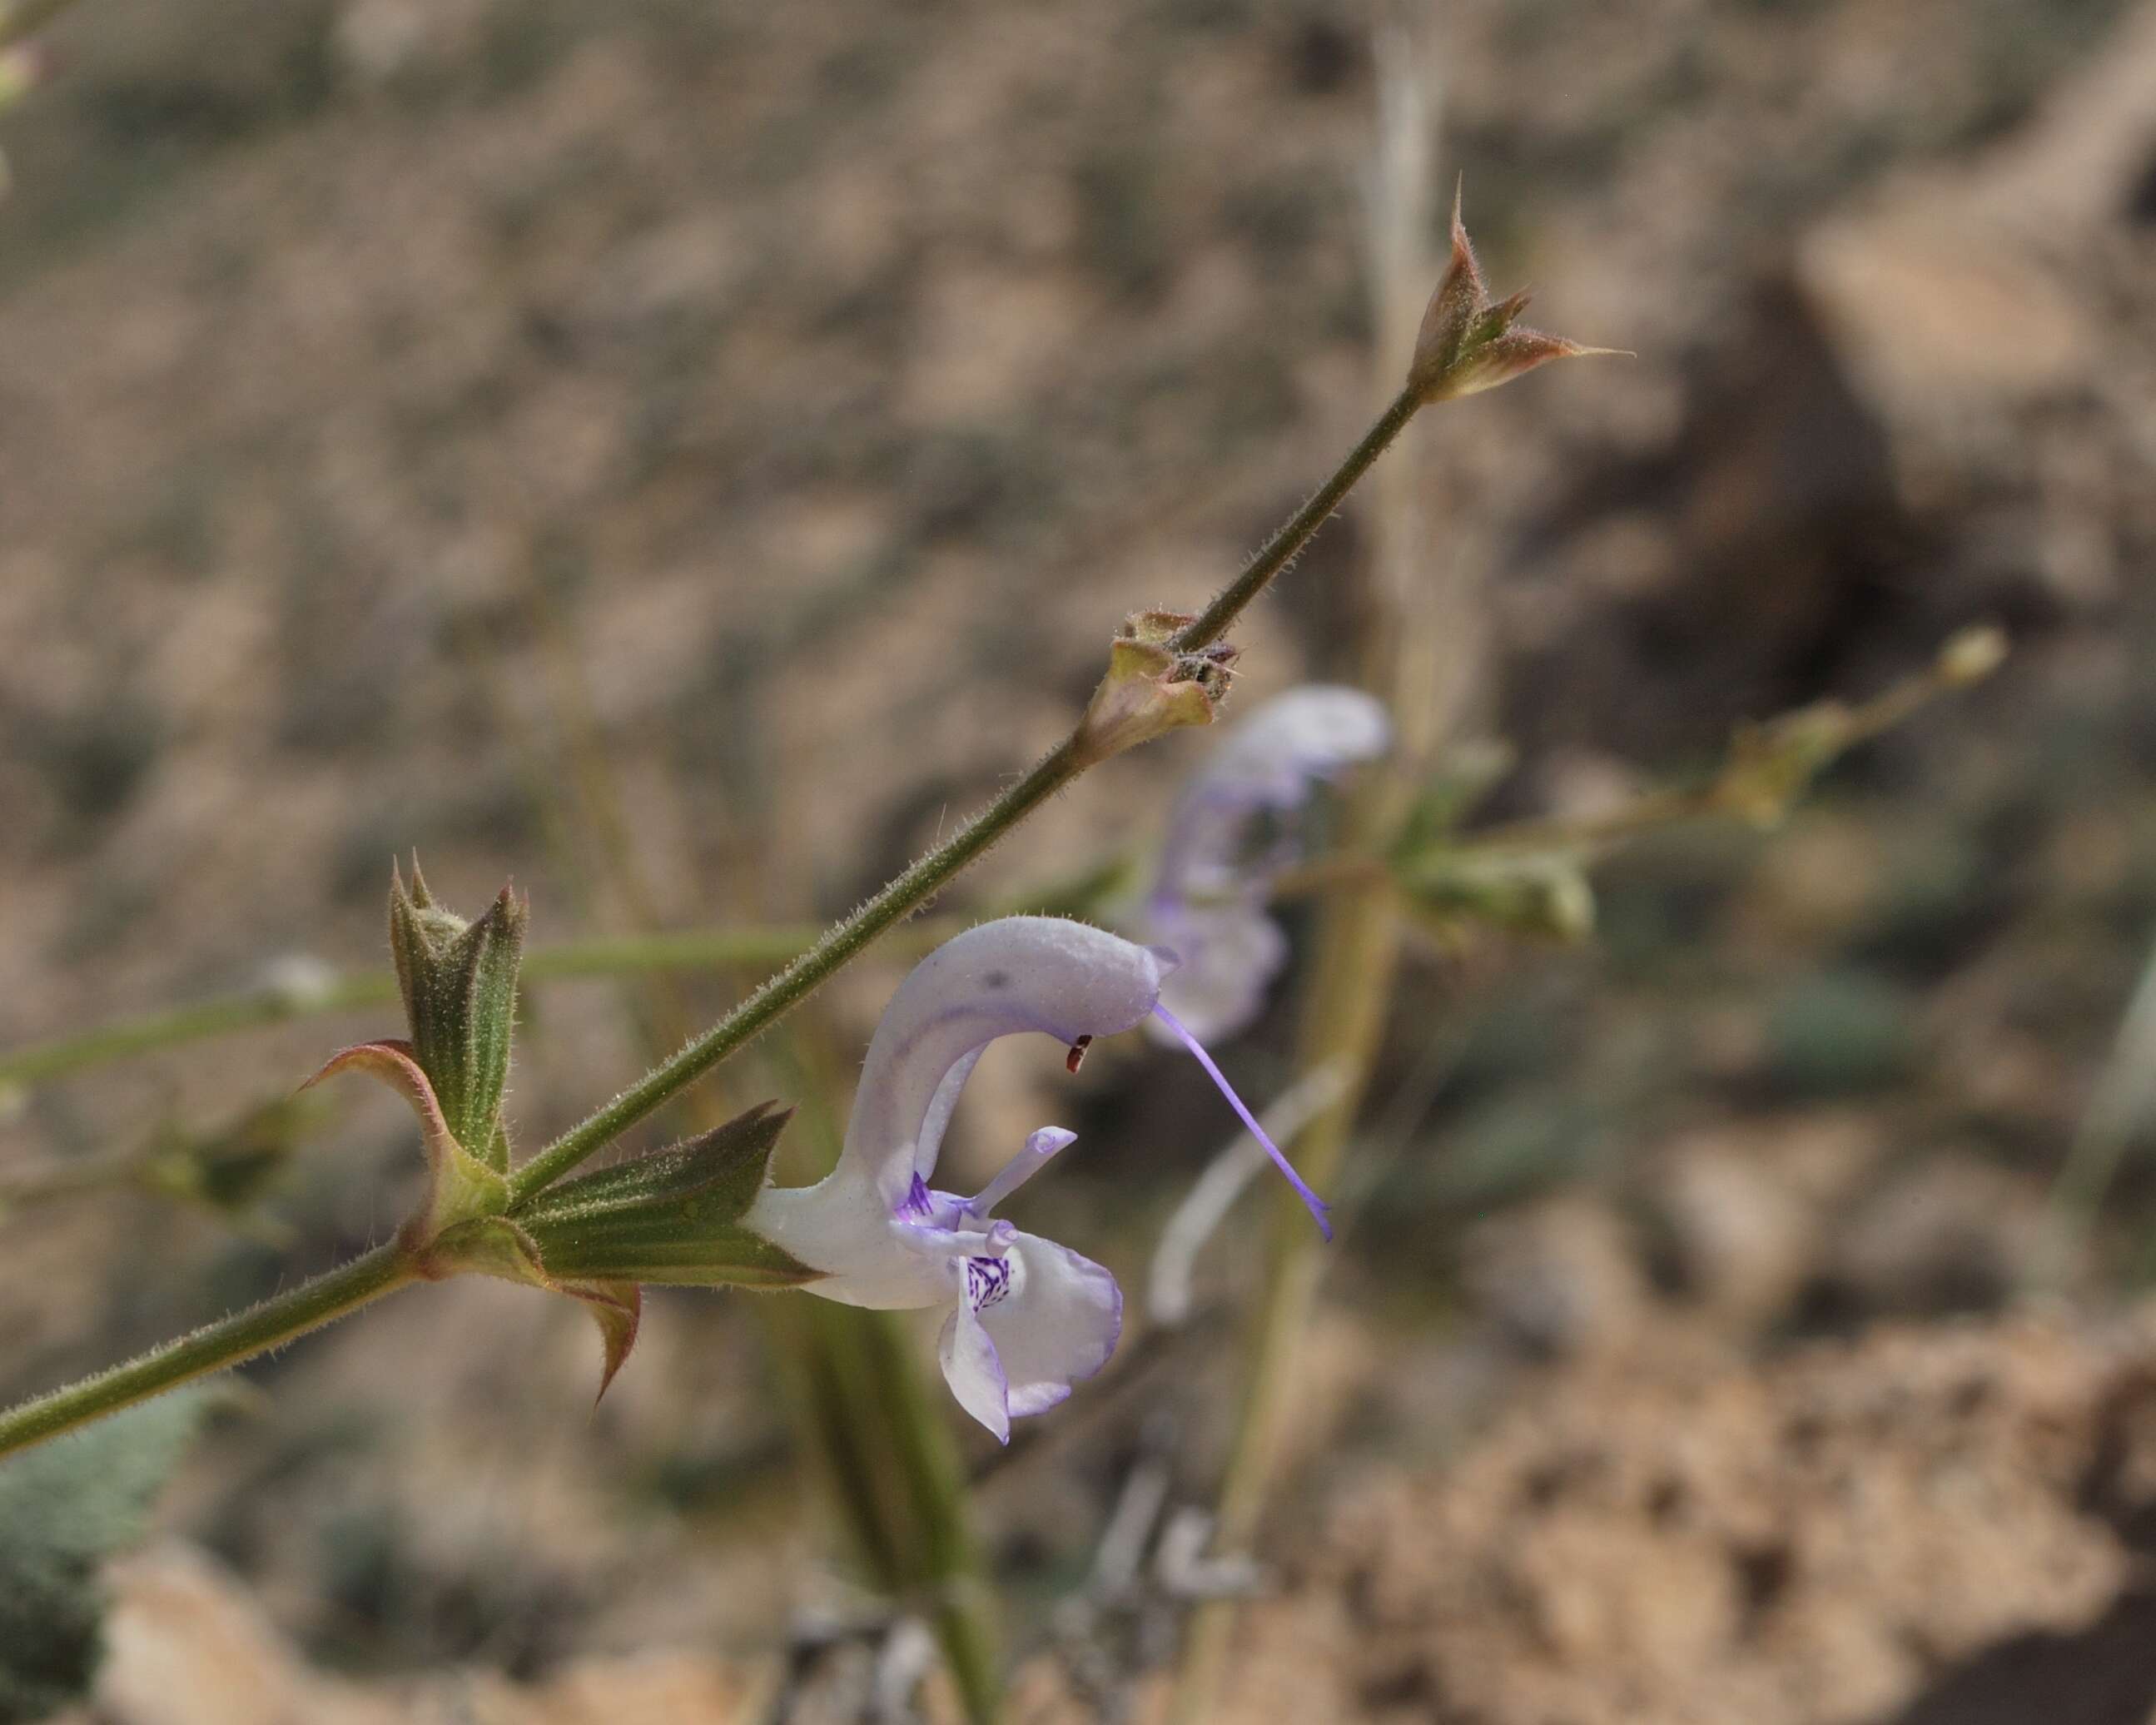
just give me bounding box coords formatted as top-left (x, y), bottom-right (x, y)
top-left (0, 1390), bottom-right (209, 1721)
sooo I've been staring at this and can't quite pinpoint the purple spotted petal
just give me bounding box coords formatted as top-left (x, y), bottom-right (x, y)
top-left (978, 1233), bottom-right (1123, 1421)
top-left (935, 1234), bottom-right (1124, 1442)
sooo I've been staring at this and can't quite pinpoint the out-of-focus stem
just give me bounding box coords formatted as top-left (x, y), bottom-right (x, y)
top-left (1169, 34), bottom-right (1446, 1719)
top-left (501, 578), bottom-right (1004, 1724)
top-left (0, 0), bottom-right (76, 50)
top-left (2037, 929), bottom-right (2156, 1284)
top-left (0, 927), bottom-right (852, 1092)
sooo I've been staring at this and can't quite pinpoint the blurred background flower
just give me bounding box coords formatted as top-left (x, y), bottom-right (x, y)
top-left (2, 0), bottom-right (2156, 1719)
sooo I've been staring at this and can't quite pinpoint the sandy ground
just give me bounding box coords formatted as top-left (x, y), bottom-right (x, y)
top-left (4, 0), bottom-right (2156, 1718)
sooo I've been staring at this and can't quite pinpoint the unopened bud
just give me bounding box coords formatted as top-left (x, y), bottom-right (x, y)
top-left (1075, 610), bottom-right (1237, 767)
top-left (1937, 624), bottom-right (2008, 688)
top-left (1407, 183), bottom-right (1622, 405)
top-left (387, 861), bottom-right (528, 1172)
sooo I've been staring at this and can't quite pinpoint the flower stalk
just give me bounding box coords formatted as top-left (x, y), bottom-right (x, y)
top-left (0, 1244), bottom-right (417, 1459)
top-left (506, 386), bottom-right (1435, 1205)
top-left (0, 235), bottom-right (1440, 1466)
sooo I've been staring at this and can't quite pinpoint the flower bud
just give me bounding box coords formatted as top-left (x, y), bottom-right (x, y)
top-left (1074, 610), bottom-right (1236, 767)
top-left (387, 861), bottom-right (527, 1172)
top-left (1406, 184), bottom-right (1621, 405)
top-left (1937, 624), bottom-right (2008, 688)
top-left (1399, 851), bottom-right (1596, 944)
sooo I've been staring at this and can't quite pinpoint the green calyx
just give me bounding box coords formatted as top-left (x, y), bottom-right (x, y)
top-left (408, 1102), bottom-right (815, 1399)
top-left (509, 1101), bottom-right (817, 1290)
top-left (388, 861), bottom-right (527, 1173)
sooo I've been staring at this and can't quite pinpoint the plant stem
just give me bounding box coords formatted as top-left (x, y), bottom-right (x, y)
top-left (2035, 927), bottom-right (2156, 1285)
top-left (510, 388), bottom-right (1418, 1203)
top-left (0, 379), bottom-right (1421, 1465)
top-left (0, 1243), bottom-right (416, 1459)
top-left (501, 574), bottom-right (1006, 1723)
top-left (0, 925), bottom-right (857, 1091)
top-left (4, 385), bottom-right (1423, 1121)
top-left (1170, 44), bottom-right (1443, 1718)
top-left (1170, 385), bottom-right (1422, 656)
top-left (0, 0), bottom-right (77, 49)
top-left (508, 735), bottom-right (1087, 1199)
top-left (1458, 784), bottom-right (1713, 857)
top-left (0, 973), bottom-right (398, 1091)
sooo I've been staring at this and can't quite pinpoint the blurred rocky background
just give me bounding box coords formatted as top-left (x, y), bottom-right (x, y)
top-left (2, 0), bottom-right (2155, 1719)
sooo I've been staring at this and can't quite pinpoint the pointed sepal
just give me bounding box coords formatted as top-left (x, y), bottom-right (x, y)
top-left (512, 1101), bottom-right (819, 1289)
top-left (387, 862), bottom-right (528, 1172)
top-left (1075, 610), bottom-right (1238, 767)
top-left (301, 1039), bottom-right (508, 1245)
top-left (418, 1212), bottom-right (644, 1399)
top-left (1407, 183), bottom-right (1623, 405)
top-left (574, 1280), bottom-right (642, 1404)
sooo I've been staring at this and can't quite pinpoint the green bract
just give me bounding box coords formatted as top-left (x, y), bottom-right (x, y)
top-left (387, 861), bottom-right (527, 1172)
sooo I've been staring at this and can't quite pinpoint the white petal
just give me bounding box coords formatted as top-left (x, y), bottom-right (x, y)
top-left (840, 919), bottom-right (1167, 1207)
top-left (978, 1233), bottom-right (1124, 1419)
top-left (914, 1049), bottom-right (982, 1186)
top-left (743, 1176), bottom-right (956, 1310)
top-left (937, 1300), bottom-right (1011, 1443)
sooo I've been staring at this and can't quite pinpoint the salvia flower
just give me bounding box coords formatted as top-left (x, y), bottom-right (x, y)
top-left (743, 916), bottom-right (1327, 1440)
top-left (1133, 685), bottom-right (1391, 1042)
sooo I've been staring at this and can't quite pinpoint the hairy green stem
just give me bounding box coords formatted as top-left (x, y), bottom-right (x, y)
top-left (0, 384), bottom-right (1419, 1464)
top-left (508, 736), bottom-right (1088, 1200)
top-left (0, 1244), bottom-right (416, 1459)
top-left (501, 578), bottom-right (1006, 1724)
top-left (511, 395), bottom-right (1423, 1201)
top-left (1170, 385), bottom-right (1421, 656)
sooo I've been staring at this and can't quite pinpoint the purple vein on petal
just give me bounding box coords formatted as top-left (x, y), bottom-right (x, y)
top-left (1150, 1002), bottom-right (1333, 1240)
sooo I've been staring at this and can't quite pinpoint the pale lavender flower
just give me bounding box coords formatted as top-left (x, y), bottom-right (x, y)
top-left (1135, 685), bottom-right (1391, 1041)
top-left (745, 916), bottom-right (1327, 1441)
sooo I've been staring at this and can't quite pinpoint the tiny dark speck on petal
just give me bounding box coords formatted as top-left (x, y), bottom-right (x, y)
top-left (982, 969), bottom-right (1010, 989)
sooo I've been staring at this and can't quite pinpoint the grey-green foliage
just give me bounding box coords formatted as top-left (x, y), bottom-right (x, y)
top-left (0, 1390), bottom-right (208, 1722)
